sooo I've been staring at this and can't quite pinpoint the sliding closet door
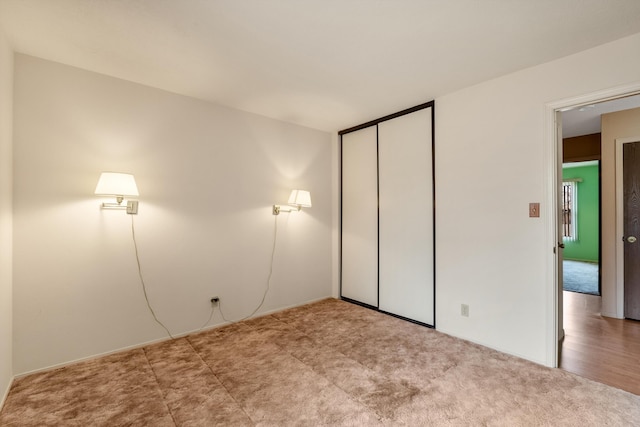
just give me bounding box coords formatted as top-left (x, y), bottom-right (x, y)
top-left (341, 126), bottom-right (378, 307)
top-left (378, 107), bottom-right (434, 324)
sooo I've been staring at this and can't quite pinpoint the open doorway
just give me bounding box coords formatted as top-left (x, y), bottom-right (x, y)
top-left (556, 93), bottom-right (640, 395)
top-left (560, 146), bottom-right (600, 296)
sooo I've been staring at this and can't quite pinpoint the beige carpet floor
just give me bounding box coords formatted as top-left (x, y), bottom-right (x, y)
top-left (1, 298), bottom-right (639, 426)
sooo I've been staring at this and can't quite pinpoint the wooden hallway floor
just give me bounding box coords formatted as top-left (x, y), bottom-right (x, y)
top-left (561, 291), bottom-right (640, 395)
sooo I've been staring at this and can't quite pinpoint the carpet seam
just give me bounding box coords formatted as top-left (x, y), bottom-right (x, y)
top-left (277, 341), bottom-right (387, 424)
top-left (142, 345), bottom-right (179, 427)
top-left (260, 315), bottom-right (397, 423)
top-left (185, 334), bottom-right (258, 426)
top-left (3, 299), bottom-right (639, 425)
top-left (250, 317), bottom-right (387, 423)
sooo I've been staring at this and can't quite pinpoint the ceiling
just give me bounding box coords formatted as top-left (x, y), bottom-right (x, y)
top-left (2, 0), bottom-right (640, 132)
top-left (562, 94), bottom-right (640, 138)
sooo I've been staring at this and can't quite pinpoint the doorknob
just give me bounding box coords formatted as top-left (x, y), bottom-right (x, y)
top-left (627, 236), bottom-right (637, 243)
top-left (558, 243), bottom-right (565, 249)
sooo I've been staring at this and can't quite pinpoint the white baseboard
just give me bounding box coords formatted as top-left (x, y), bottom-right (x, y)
top-left (601, 310), bottom-right (624, 320)
top-left (436, 326), bottom-right (549, 367)
top-left (15, 295), bottom-right (335, 379)
top-left (0, 376), bottom-right (14, 412)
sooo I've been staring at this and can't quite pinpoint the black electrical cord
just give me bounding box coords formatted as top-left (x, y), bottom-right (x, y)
top-left (129, 212), bottom-right (275, 338)
top-left (218, 213), bottom-right (278, 323)
top-left (131, 215), bottom-right (176, 339)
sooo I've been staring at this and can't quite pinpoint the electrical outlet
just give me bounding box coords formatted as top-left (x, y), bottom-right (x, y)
top-left (210, 296), bottom-right (220, 304)
top-left (461, 304), bottom-right (469, 317)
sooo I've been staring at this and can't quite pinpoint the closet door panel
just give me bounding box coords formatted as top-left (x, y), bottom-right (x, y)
top-left (341, 126), bottom-right (378, 307)
top-left (378, 108), bottom-right (434, 324)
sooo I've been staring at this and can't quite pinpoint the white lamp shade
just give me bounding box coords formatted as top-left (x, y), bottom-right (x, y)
top-left (95, 172), bottom-right (139, 197)
top-left (288, 189), bottom-right (312, 208)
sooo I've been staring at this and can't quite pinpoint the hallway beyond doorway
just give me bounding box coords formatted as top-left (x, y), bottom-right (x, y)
top-left (563, 260), bottom-right (599, 295)
top-left (561, 291), bottom-right (640, 395)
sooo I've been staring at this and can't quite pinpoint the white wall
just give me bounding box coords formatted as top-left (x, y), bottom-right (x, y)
top-left (10, 30), bottom-right (640, 378)
top-left (435, 32), bottom-right (640, 365)
top-left (0, 27), bottom-right (13, 405)
top-left (13, 55), bottom-right (332, 375)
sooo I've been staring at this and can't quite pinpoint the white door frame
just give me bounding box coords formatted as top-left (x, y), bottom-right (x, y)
top-left (616, 136), bottom-right (640, 319)
top-left (544, 83), bottom-right (640, 367)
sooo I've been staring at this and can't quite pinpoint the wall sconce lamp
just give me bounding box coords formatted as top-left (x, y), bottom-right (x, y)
top-left (95, 172), bottom-right (139, 214)
top-left (273, 189), bottom-right (312, 215)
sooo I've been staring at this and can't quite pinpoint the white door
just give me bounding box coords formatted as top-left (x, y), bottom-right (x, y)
top-left (341, 125), bottom-right (379, 307)
top-left (378, 108), bottom-right (434, 325)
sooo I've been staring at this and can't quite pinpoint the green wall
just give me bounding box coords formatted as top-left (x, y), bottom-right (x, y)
top-left (562, 163), bottom-right (599, 262)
